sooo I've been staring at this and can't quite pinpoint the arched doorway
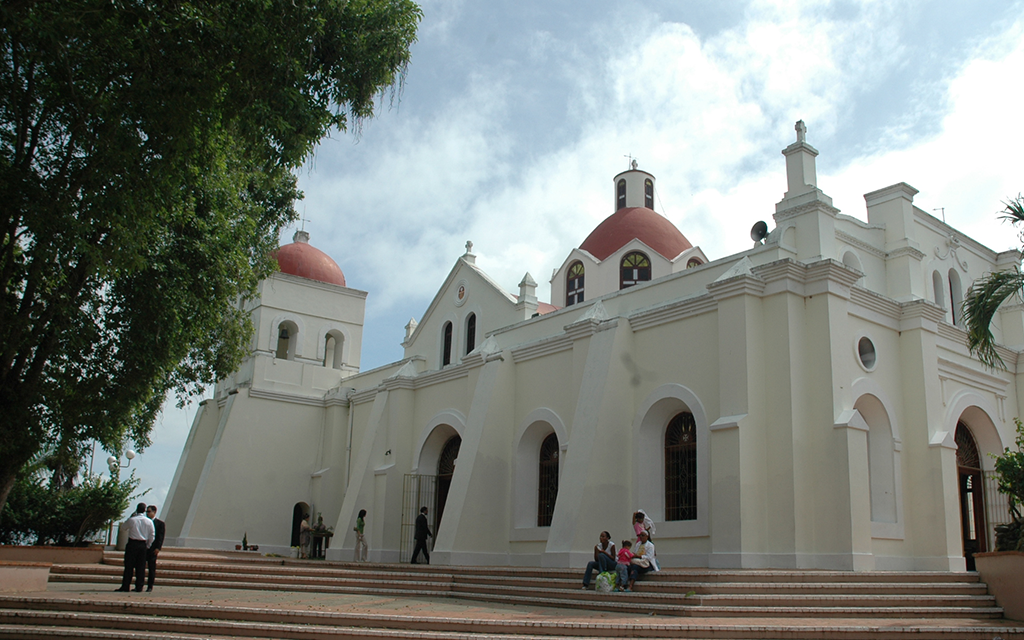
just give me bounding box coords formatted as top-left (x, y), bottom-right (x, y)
top-left (290, 502), bottom-right (310, 547)
top-left (955, 422), bottom-right (986, 570)
top-left (435, 435), bottom-right (461, 533)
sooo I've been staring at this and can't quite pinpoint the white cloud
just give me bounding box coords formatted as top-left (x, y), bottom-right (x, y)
top-left (824, 16), bottom-right (1024, 253)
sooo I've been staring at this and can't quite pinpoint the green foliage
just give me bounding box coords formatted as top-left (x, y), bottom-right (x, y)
top-left (962, 195), bottom-right (1024, 368)
top-left (0, 0), bottom-right (421, 515)
top-left (0, 462), bottom-right (139, 546)
top-left (992, 417), bottom-right (1024, 551)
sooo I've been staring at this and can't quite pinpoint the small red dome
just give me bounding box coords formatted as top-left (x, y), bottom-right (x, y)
top-left (273, 231), bottom-right (346, 287)
top-left (579, 207), bottom-right (692, 262)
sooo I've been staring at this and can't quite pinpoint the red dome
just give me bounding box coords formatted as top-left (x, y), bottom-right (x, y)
top-left (273, 232), bottom-right (346, 286)
top-left (579, 207), bottom-right (692, 262)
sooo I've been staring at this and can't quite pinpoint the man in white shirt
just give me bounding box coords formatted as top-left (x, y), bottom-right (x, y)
top-left (117, 503), bottom-right (155, 592)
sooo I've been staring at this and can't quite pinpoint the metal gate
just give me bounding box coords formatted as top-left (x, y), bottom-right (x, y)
top-left (984, 470), bottom-right (1012, 551)
top-left (401, 474), bottom-right (437, 563)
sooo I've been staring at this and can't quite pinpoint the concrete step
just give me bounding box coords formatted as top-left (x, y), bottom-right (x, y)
top-left (51, 551), bottom-right (1003, 620)
top-left (47, 575), bottom-right (1002, 619)
top-left (1, 596), bottom-right (1022, 640)
top-left (101, 550), bottom-right (986, 584)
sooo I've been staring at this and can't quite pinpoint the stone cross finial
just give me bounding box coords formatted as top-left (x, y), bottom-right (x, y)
top-left (795, 120), bottom-right (807, 143)
top-left (465, 240), bottom-right (474, 254)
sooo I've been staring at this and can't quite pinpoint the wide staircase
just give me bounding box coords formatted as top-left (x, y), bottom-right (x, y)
top-left (0, 547), bottom-right (1021, 639)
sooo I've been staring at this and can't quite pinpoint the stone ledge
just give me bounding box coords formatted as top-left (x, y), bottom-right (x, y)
top-left (975, 551), bottom-right (1024, 621)
top-left (0, 545), bottom-right (104, 565)
top-left (0, 561), bottom-right (51, 592)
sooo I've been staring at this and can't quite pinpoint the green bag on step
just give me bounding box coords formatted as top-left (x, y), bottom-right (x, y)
top-left (596, 571), bottom-right (616, 593)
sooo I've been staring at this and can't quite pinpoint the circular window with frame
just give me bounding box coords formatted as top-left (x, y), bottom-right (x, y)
top-left (454, 279), bottom-right (469, 306)
top-left (856, 335), bottom-right (877, 371)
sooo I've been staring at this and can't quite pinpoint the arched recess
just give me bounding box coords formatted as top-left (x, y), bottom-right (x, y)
top-left (932, 270), bottom-right (946, 315)
top-left (841, 249), bottom-right (864, 283)
top-left (944, 392), bottom-right (1003, 466)
top-left (512, 408), bottom-right (568, 529)
top-left (273, 318), bottom-right (301, 360)
top-left (633, 384), bottom-right (709, 537)
top-left (413, 410), bottom-right (468, 474)
top-left (945, 392), bottom-right (1005, 563)
top-left (851, 378), bottom-right (904, 539)
top-left (290, 502), bottom-right (310, 547)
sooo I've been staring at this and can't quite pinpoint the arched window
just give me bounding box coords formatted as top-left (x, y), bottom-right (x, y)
top-left (566, 261), bottom-right (585, 306)
top-left (620, 252), bottom-right (651, 289)
top-left (538, 433), bottom-right (559, 526)
top-left (644, 179), bottom-right (654, 209)
top-left (441, 322), bottom-right (453, 366)
top-left (276, 321), bottom-right (298, 360)
top-left (665, 412), bottom-right (697, 521)
top-left (324, 331), bottom-right (344, 369)
top-left (616, 179), bottom-right (626, 210)
top-left (948, 269), bottom-right (963, 326)
top-left (465, 313), bottom-right (476, 355)
top-left (686, 258), bottom-right (702, 269)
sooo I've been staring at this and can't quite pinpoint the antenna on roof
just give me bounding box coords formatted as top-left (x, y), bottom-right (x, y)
top-left (933, 208), bottom-right (945, 223)
top-left (624, 154), bottom-right (637, 170)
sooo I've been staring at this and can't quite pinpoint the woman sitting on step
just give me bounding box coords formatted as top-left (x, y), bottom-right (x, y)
top-left (626, 530), bottom-right (659, 590)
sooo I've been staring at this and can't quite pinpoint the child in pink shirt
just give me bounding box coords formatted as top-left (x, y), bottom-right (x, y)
top-left (615, 540), bottom-right (634, 591)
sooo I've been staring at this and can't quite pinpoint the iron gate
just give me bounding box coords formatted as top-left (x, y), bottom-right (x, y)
top-left (401, 474), bottom-right (438, 563)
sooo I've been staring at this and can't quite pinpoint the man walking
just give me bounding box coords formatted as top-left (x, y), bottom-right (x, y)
top-left (117, 503), bottom-right (155, 592)
top-left (410, 506), bottom-right (431, 564)
top-left (145, 505), bottom-right (165, 592)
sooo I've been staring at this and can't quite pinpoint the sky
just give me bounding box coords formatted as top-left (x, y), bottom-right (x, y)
top-left (108, 0), bottom-right (1024, 516)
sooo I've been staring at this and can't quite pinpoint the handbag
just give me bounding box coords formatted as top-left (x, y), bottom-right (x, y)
top-left (630, 556), bottom-right (650, 568)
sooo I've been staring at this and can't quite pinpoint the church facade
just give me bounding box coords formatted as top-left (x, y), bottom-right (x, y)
top-left (163, 123), bottom-right (1020, 571)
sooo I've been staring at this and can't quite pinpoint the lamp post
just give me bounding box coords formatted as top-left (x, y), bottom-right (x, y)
top-left (106, 450), bottom-right (136, 474)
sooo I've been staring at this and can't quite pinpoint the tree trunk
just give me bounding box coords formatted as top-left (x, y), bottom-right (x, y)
top-left (0, 469), bottom-right (17, 523)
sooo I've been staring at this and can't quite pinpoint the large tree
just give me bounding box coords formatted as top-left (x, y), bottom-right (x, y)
top-left (0, 0), bottom-right (420, 516)
top-left (962, 195), bottom-right (1024, 369)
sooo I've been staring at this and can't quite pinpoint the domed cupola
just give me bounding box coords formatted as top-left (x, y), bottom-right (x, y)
top-left (273, 230), bottom-right (346, 287)
top-left (579, 163), bottom-right (692, 261)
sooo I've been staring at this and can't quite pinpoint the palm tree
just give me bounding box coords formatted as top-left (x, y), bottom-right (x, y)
top-left (962, 195), bottom-right (1024, 368)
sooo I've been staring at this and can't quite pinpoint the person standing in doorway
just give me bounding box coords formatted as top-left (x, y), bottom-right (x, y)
top-left (354, 509), bottom-right (368, 562)
top-left (117, 503), bottom-right (154, 592)
top-left (411, 506), bottom-right (431, 564)
top-left (299, 513), bottom-right (311, 559)
top-left (145, 505), bottom-right (165, 592)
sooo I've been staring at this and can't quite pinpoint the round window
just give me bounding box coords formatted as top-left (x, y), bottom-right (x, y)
top-left (857, 336), bottom-right (876, 370)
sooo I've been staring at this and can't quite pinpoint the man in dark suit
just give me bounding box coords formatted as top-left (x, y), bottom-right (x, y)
top-left (411, 506), bottom-right (431, 564)
top-left (145, 504), bottom-right (166, 592)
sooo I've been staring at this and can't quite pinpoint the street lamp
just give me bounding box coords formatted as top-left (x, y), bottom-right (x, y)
top-left (106, 450), bottom-right (136, 473)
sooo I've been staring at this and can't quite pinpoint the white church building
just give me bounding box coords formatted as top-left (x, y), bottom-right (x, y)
top-left (163, 122), bottom-right (1019, 572)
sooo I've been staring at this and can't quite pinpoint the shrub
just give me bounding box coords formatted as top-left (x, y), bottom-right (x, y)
top-left (992, 418), bottom-right (1024, 551)
top-left (0, 467), bottom-right (139, 546)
